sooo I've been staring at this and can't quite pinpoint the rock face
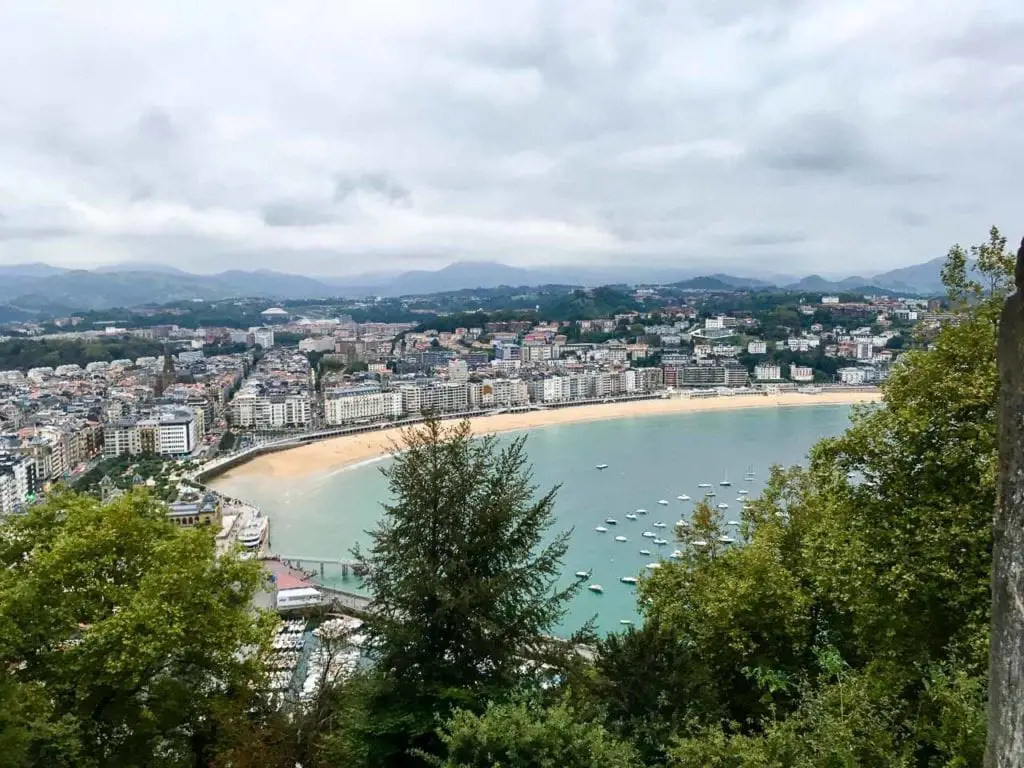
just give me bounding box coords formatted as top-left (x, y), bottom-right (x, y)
top-left (989, 236), bottom-right (1024, 767)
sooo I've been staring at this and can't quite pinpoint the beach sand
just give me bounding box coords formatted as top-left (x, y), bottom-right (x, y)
top-left (217, 390), bottom-right (881, 480)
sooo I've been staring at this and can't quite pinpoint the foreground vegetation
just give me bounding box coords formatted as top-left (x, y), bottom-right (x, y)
top-left (0, 231), bottom-right (1010, 765)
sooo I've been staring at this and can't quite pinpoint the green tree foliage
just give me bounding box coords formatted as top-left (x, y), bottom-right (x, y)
top-left (588, 227), bottom-right (1010, 764)
top-left (0, 490), bottom-right (274, 766)
top-left (432, 699), bottom-right (641, 768)
top-left (0, 337), bottom-right (165, 371)
top-left (218, 430), bottom-right (236, 451)
top-left (346, 418), bottom-right (581, 765)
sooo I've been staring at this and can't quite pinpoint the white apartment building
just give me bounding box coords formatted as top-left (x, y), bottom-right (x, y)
top-left (230, 393), bottom-right (312, 429)
top-left (789, 365), bottom-right (815, 382)
top-left (822, 296), bottom-right (840, 305)
top-left (252, 327), bottom-right (275, 348)
top-left (838, 367), bottom-right (869, 385)
top-left (855, 340), bottom-right (874, 360)
top-left (150, 411), bottom-right (198, 456)
top-left (747, 340), bottom-right (767, 355)
top-left (324, 391), bottom-right (403, 425)
top-left (786, 337), bottom-right (821, 352)
top-left (448, 359), bottom-right (469, 385)
top-left (754, 363), bottom-right (783, 381)
top-left (520, 344), bottom-right (554, 363)
top-left (398, 383), bottom-right (469, 415)
top-left (103, 421), bottom-right (144, 458)
top-left (0, 455), bottom-right (35, 514)
top-left (298, 336), bottom-right (335, 353)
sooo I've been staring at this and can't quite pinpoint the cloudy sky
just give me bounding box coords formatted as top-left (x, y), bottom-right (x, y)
top-left (1, 1), bottom-right (1022, 277)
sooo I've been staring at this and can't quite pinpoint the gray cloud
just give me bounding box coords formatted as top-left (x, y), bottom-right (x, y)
top-left (0, 0), bottom-right (1022, 276)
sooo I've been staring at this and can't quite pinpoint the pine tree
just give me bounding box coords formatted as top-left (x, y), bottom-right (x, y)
top-left (353, 417), bottom-right (579, 764)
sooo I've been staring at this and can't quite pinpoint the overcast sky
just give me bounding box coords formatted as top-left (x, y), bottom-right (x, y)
top-left (0, 1), bottom-right (1021, 277)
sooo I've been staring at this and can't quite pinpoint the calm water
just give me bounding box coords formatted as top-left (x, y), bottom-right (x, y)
top-left (212, 405), bottom-right (855, 635)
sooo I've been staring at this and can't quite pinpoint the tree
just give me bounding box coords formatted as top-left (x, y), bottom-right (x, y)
top-left (349, 418), bottom-right (581, 765)
top-left (591, 228), bottom-right (1011, 764)
top-left (0, 490), bottom-right (274, 766)
top-left (432, 700), bottom-right (641, 768)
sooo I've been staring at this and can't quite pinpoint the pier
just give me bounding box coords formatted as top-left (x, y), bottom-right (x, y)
top-left (274, 554), bottom-right (366, 579)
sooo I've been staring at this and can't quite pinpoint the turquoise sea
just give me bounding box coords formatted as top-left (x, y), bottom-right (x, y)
top-left (211, 404), bottom-right (856, 635)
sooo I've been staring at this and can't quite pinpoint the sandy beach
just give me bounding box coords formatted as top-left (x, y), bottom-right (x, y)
top-left (217, 390), bottom-right (881, 480)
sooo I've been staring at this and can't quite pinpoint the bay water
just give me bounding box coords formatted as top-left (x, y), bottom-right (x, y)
top-left (212, 404), bottom-right (855, 635)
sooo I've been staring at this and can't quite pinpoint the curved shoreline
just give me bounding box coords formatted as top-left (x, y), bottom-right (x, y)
top-left (215, 390), bottom-right (881, 481)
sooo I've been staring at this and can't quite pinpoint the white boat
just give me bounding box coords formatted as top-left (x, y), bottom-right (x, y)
top-left (677, 494), bottom-right (691, 501)
top-left (653, 538), bottom-right (668, 545)
top-left (675, 519), bottom-right (690, 528)
top-left (717, 503), bottom-right (729, 509)
top-left (238, 517), bottom-right (268, 550)
top-left (605, 517), bottom-right (618, 525)
top-left (595, 526), bottom-right (608, 533)
top-left (738, 490), bottom-right (749, 495)
top-left (670, 549), bottom-right (683, 559)
top-left (639, 548), bottom-right (651, 555)
top-left (692, 539), bottom-right (708, 547)
top-left (620, 576), bottom-right (638, 585)
top-left (719, 535), bottom-right (736, 544)
top-left (596, 464), bottom-right (609, 470)
top-left (727, 520), bottom-right (741, 526)
top-left (619, 619), bottom-right (634, 625)
top-left (636, 508), bottom-right (648, 514)
top-left (658, 499), bottom-right (669, 505)
top-left (646, 562), bottom-right (661, 570)
top-left (698, 483), bottom-right (712, 489)
top-left (720, 474), bottom-right (732, 487)
top-left (705, 491), bottom-right (716, 498)
top-left (736, 497), bottom-right (746, 502)
top-left (614, 535), bottom-right (628, 542)
top-left (588, 584), bottom-right (604, 593)
top-left (625, 513), bottom-right (638, 520)
top-left (575, 570), bottom-right (590, 579)
top-left (642, 531), bottom-right (656, 538)
top-left (653, 521), bottom-right (667, 528)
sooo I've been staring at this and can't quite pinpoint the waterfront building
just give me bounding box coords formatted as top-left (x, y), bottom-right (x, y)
top-left (324, 389), bottom-right (403, 425)
top-left (789, 365), bottom-right (815, 382)
top-left (754, 363), bottom-right (783, 381)
top-left (747, 340), bottom-right (768, 355)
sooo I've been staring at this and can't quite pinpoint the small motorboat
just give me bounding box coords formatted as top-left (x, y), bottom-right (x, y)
top-left (653, 538), bottom-right (668, 545)
top-left (736, 497), bottom-right (746, 502)
top-left (625, 513), bottom-right (638, 520)
top-left (645, 562), bottom-right (661, 570)
top-left (605, 517), bottom-right (618, 525)
top-left (658, 500), bottom-right (669, 505)
top-left (639, 548), bottom-right (651, 555)
top-left (636, 508), bottom-right (648, 514)
top-left (738, 490), bottom-right (749, 495)
top-left (670, 549), bottom-right (683, 559)
top-left (642, 531), bottom-right (656, 538)
top-left (619, 619), bottom-right (634, 625)
top-left (675, 519), bottom-right (690, 528)
top-left (677, 494), bottom-right (691, 501)
top-left (698, 483), bottom-right (712, 489)
top-left (614, 535), bottom-right (628, 542)
top-left (620, 576), bottom-right (638, 585)
top-left (719, 535), bottom-right (736, 544)
top-left (726, 520), bottom-right (741, 526)
top-left (653, 521), bottom-right (667, 528)
top-left (692, 539), bottom-right (708, 547)
top-left (596, 464), bottom-right (609, 470)
top-left (704, 491), bottom-right (716, 498)
top-left (717, 503), bottom-right (729, 509)
top-left (575, 570), bottom-right (590, 579)
top-left (595, 526), bottom-right (608, 533)
top-left (588, 584), bottom-right (604, 593)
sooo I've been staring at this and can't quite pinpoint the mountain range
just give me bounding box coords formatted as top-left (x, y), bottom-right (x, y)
top-left (0, 258), bottom-right (948, 313)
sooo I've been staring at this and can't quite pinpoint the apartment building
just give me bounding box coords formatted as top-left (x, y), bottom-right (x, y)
top-left (324, 389), bottom-right (403, 426)
top-left (103, 409), bottom-right (198, 458)
top-left (230, 392), bottom-right (312, 429)
top-left (0, 454), bottom-right (37, 514)
top-left (754, 363), bottom-right (783, 381)
top-left (789, 365), bottom-right (815, 382)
